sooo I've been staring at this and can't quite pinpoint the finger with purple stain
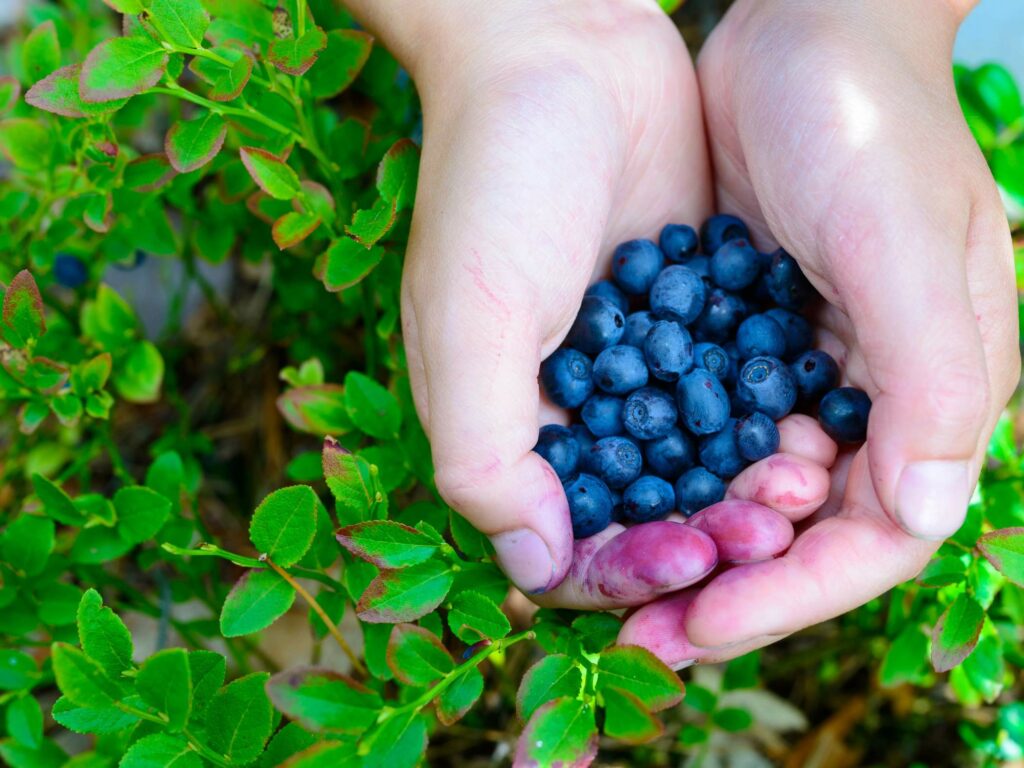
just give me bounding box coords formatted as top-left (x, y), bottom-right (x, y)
top-left (685, 500), bottom-right (794, 563)
top-left (725, 453), bottom-right (830, 521)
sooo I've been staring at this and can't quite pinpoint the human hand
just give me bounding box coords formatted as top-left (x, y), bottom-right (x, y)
top-left (619, 0), bottom-right (1020, 666)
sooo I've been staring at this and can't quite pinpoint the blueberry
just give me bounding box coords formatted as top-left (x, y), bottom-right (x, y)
top-left (541, 348), bottom-right (594, 408)
top-left (622, 475), bottom-right (676, 523)
top-left (693, 342), bottom-right (735, 386)
top-left (643, 427), bottom-right (695, 479)
top-left (736, 314), bottom-right (787, 359)
top-left (819, 387), bottom-right (871, 443)
top-left (612, 239), bottom-right (665, 295)
top-left (791, 350), bottom-right (839, 401)
top-left (710, 238), bottom-right (761, 291)
top-left (585, 280), bottom-right (629, 315)
top-left (694, 288), bottom-right (747, 342)
top-left (700, 214), bottom-right (750, 254)
top-left (676, 369), bottom-right (730, 436)
top-left (564, 474), bottom-right (614, 538)
top-left (674, 467), bottom-right (726, 517)
top-left (593, 345), bottom-right (649, 395)
top-left (764, 308), bottom-right (813, 359)
top-left (622, 310), bottom-right (657, 348)
top-left (699, 420), bottom-right (748, 479)
top-left (685, 254), bottom-right (711, 282)
top-left (649, 265), bottom-right (706, 324)
top-left (622, 387), bottom-right (678, 440)
top-left (765, 248), bottom-right (814, 310)
top-left (565, 296), bottom-right (625, 356)
top-left (736, 412), bottom-right (780, 462)
top-left (581, 393), bottom-right (626, 438)
top-left (735, 356), bottom-right (797, 420)
top-left (643, 320), bottom-right (694, 382)
top-left (533, 425), bottom-right (581, 481)
top-left (54, 254), bottom-right (88, 288)
top-left (659, 223), bottom-right (699, 263)
top-left (112, 249), bottom-right (147, 271)
top-left (570, 424), bottom-right (597, 454)
top-left (585, 436), bottom-right (643, 489)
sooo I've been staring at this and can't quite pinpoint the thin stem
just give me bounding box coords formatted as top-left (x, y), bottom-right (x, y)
top-left (100, 423), bottom-right (134, 484)
top-left (265, 557), bottom-right (368, 677)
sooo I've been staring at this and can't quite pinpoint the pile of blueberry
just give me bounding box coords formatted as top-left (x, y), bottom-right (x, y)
top-left (535, 215), bottom-right (871, 538)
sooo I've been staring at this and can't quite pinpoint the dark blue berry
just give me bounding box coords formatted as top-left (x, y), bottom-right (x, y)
top-left (593, 345), bottom-right (648, 395)
top-left (622, 475), bottom-right (676, 523)
top-left (700, 214), bottom-right (750, 254)
top-left (564, 474), bottom-right (614, 538)
top-left (585, 436), bottom-right (643, 489)
top-left (699, 421), bottom-right (748, 479)
top-left (765, 248), bottom-right (814, 310)
top-left (659, 223), bottom-right (699, 263)
top-left (736, 314), bottom-right (787, 359)
top-left (736, 412), bottom-right (780, 462)
top-left (791, 350), bottom-right (839, 401)
top-left (735, 356), bottom-right (797, 420)
top-left (113, 250), bottom-right (147, 271)
top-left (581, 394), bottom-right (626, 438)
top-left (676, 369), bottom-right (730, 436)
top-left (693, 342), bottom-right (735, 386)
top-left (540, 348), bottom-right (594, 408)
top-left (622, 310), bottom-right (657, 347)
top-left (694, 288), bottom-right (747, 343)
top-left (54, 254), bottom-right (88, 288)
top-left (533, 425), bottom-right (581, 480)
top-left (710, 238), bottom-right (761, 291)
top-left (570, 424), bottom-right (597, 454)
top-left (612, 239), bottom-right (665, 295)
top-left (674, 467), bottom-right (726, 517)
top-left (585, 280), bottom-right (629, 315)
top-left (818, 387), bottom-right (871, 443)
top-left (643, 427), bottom-right (695, 479)
top-left (565, 296), bottom-right (625, 356)
top-left (764, 308), bottom-right (813, 359)
top-left (622, 387), bottom-right (678, 440)
top-left (649, 265), bottom-right (706, 324)
top-left (685, 254), bottom-right (711, 282)
top-left (643, 320), bottom-right (694, 382)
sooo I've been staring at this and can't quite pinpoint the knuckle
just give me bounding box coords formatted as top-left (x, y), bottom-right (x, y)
top-left (920, 363), bottom-right (990, 430)
top-left (433, 456), bottom-right (504, 513)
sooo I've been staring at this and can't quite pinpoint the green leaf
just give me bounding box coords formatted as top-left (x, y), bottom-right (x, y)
top-left (36, 583), bottom-right (82, 626)
top-left (386, 623), bottom-right (454, 686)
top-left (993, 142), bottom-right (1024, 207)
top-left (595, 646), bottom-right (684, 712)
top-left (322, 437), bottom-right (380, 523)
top-left (343, 371), bottom-right (400, 439)
top-left (76, 589), bottom-right (133, 677)
top-left (51, 394), bottom-right (83, 427)
top-left (260, 722), bottom-right (317, 766)
top-left (189, 47), bottom-right (253, 101)
top-left (0, 738), bottom-right (66, 768)
top-left (0, 515), bottom-right (54, 576)
top-left (137, 649), bottom-right (192, 731)
top-left (5, 696), bottom-right (43, 749)
top-left (308, 30), bottom-right (373, 98)
top-left (2, 271), bottom-right (46, 349)
top-left (917, 554), bottom-right (969, 588)
top-left (447, 591), bottom-right (510, 643)
top-left (120, 733), bottom-right (202, 768)
top-left (0, 118), bottom-right (49, 172)
top-left (319, 238), bottom-right (384, 292)
top-left (112, 340), bottom-right (164, 403)
top-left (962, 631), bottom-right (1005, 703)
top-left (0, 651), bottom-right (39, 691)
top-left (273, 211), bottom-right (321, 249)
top-left (266, 667), bottom-right (382, 735)
top-left (240, 146), bottom-right (302, 200)
top-left (165, 111), bottom-right (227, 173)
top-left (31, 474), bottom-right (83, 526)
top-left (376, 139), bottom-right (419, 211)
top-left (517, 654), bottom-right (583, 721)
top-left (0, 76), bottom-right (21, 115)
top-left (657, 0), bottom-right (685, 13)
top-left (931, 592), bottom-right (985, 672)
top-left (336, 520), bottom-right (439, 568)
top-left (51, 695), bottom-right (138, 734)
top-left (278, 742), bottom-right (360, 766)
top-left (50, 643), bottom-right (123, 708)
top-left (713, 706), bottom-right (754, 732)
top-left (205, 672), bottom-right (273, 763)
top-left (684, 684), bottom-right (716, 714)
top-left (437, 666), bottom-right (484, 726)
top-left (601, 686), bottom-right (662, 744)
top-left (357, 559), bottom-right (454, 623)
top-left (22, 21), bottom-right (61, 85)
top-left (346, 196), bottom-right (397, 247)
top-left (145, 0), bottom-right (211, 49)
top-left (80, 36), bottom-right (168, 102)
top-left (26, 64), bottom-right (128, 118)
top-left (514, 697), bottom-right (597, 768)
top-left (220, 568), bottom-right (296, 637)
top-left (978, 527), bottom-right (1024, 586)
top-left (571, 613), bottom-right (621, 653)
top-left (278, 385), bottom-right (352, 435)
top-left (973, 63), bottom-right (1023, 126)
top-left (188, 650), bottom-right (225, 718)
top-left (249, 485), bottom-right (319, 567)
top-left (106, 0), bottom-right (144, 11)
top-left (268, 27), bottom-right (328, 76)
top-left (114, 486), bottom-right (172, 544)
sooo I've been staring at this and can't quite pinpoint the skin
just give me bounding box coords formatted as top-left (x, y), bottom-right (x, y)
top-left (343, 0), bottom-right (1020, 665)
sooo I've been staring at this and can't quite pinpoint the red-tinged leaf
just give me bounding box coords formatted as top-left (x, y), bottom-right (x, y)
top-left (437, 667), bottom-right (484, 726)
top-left (246, 191), bottom-right (292, 224)
top-left (3, 270), bottom-right (46, 349)
top-left (268, 27), bottom-right (328, 76)
top-left (79, 36), bottom-right (168, 102)
top-left (337, 521), bottom-right (439, 569)
top-left (277, 385), bottom-right (351, 436)
top-left (320, 238), bottom-right (384, 292)
top-left (104, 0), bottom-right (144, 12)
top-left (356, 560), bottom-right (454, 624)
top-left (931, 592), bottom-right (985, 672)
top-left (240, 146), bottom-right (301, 200)
top-left (377, 139), bottom-right (420, 211)
top-left (977, 527), bottom-right (1024, 586)
top-left (594, 646), bottom-right (684, 712)
top-left (514, 697), bottom-right (597, 768)
top-left (0, 76), bottom-right (21, 115)
top-left (25, 64), bottom-right (128, 118)
top-left (124, 154), bottom-right (178, 192)
top-left (386, 623), bottom-right (454, 686)
top-left (273, 211), bottom-right (321, 250)
top-left (266, 667), bottom-right (382, 735)
top-left (295, 181), bottom-right (335, 224)
top-left (517, 655), bottom-right (583, 722)
top-left (601, 687), bottom-right (663, 744)
top-left (346, 196), bottom-right (397, 246)
top-left (165, 111), bottom-right (227, 173)
top-left (22, 20), bottom-right (61, 84)
top-left (321, 437), bottom-right (377, 523)
top-left (189, 48), bottom-right (254, 101)
top-left (83, 193), bottom-right (113, 234)
top-left (307, 29), bottom-right (373, 99)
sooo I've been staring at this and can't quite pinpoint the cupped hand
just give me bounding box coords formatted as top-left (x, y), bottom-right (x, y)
top-left (619, 0), bottom-right (1020, 666)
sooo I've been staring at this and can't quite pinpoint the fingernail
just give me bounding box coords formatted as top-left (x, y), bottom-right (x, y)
top-left (896, 460), bottom-right (970, 541)
top-left (671, 659), bottom-right (697, 671)
top-left (489, 528), bottom-right (557, 594)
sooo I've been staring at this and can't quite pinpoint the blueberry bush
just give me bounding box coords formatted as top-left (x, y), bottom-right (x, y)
top-left (0, 2), bottom-right (1022, 766)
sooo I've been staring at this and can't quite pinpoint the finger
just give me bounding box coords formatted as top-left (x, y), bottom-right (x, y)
top-left (534, 521), bottom-right (718, 610)
top-left (725, 453), bottom-right (830, 521)
top-left (776, 413), bottom-right (838, 467)
top-left (685, 500), bottom-right (793, 562)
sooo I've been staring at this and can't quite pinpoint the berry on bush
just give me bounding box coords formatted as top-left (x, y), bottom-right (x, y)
top-left (54, 253), bottom-right (88, 288)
